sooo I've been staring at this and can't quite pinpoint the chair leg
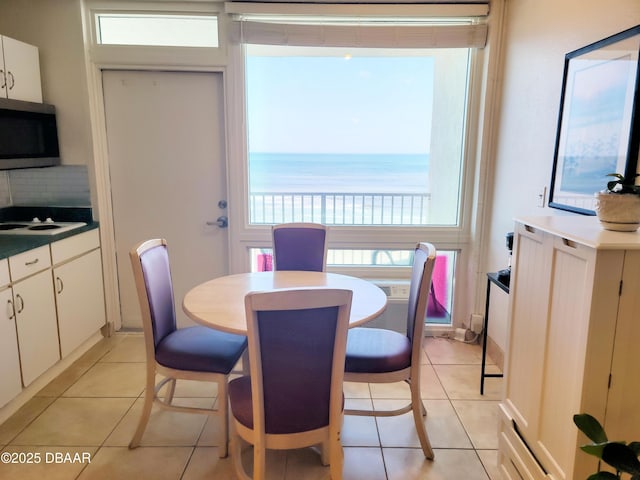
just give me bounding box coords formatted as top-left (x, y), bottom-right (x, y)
top-left (253, 442), bottom-right (267, 480)
top-left (231, 424), bottom-right (252, 480)
top-left (410, 379), bottom-right (434, 460)
top-left (164, 377), bottom-right (177, 404)
top-left (129, 371), bottom-right (156, 449)
top-left (329, 429), bottom-right (343, 480)
top-left (320, 439), bottom-right (330, 466)
top-left (217, 380), bottom-right (229, 458)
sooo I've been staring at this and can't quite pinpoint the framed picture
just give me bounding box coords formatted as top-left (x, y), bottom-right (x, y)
top-left (549, 25), bottom-right (640, 215)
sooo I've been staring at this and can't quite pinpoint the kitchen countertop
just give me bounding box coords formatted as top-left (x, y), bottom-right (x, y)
top-left (0, 222), bottom-right (100, 260)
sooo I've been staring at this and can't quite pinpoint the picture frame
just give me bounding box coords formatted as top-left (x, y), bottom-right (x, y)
top-left (549, 25), bottom-right (640, 215)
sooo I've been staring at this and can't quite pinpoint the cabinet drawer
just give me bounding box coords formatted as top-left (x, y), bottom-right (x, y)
top-left (0, 259), bottom-right (9, 287)
top-left (51, 229), bottom-right (100, 265)
top-left (9, 245), bottom-right (51, 281)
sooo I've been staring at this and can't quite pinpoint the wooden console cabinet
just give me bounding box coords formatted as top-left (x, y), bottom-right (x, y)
top-left (499, 216), bottom-right (640, 480)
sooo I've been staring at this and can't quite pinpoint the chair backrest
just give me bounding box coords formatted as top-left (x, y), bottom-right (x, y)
top-left (406, 243), bottom-right (437, 348)
top-left (130, 239), bottom-right (177, 351)
top-left (272, 223), bottom-right (328, 272)
top-left (244, 288), bottom-right (352, 435)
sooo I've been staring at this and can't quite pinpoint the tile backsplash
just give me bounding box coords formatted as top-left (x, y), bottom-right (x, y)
top-left (0, 166), bottom-right (90, 207)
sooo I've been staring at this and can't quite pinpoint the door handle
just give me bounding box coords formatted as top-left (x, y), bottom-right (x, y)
top-left (207, 216), bottom-right (228, 228)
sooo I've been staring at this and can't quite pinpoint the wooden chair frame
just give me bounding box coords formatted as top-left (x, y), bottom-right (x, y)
top-left (231, 288), bottom-right (352, 480)
top-left (129, 238), bottom-right (241, 457)
top-left (344, 242), bottom-right (436, 460)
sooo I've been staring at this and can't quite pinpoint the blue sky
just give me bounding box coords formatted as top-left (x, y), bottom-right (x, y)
top-left (246, 51), bottom-right (435, 154)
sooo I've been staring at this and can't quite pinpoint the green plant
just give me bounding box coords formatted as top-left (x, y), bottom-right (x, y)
top-left (606, 173), bottom-right (640, 194)
top-left (573, 413), bottom-right (640, 479)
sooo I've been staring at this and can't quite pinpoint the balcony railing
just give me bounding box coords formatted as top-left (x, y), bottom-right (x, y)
top-left (249, 192), bottom-right (431, 225)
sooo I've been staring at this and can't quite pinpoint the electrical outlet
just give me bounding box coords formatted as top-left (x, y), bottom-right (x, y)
top-left (471, 314), bottom-right (484, 334)
top-left (537, 186), bottom-right (547, 208)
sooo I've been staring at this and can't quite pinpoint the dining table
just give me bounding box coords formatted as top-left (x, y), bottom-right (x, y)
top-left (182, 270), bottom-right (388, 335)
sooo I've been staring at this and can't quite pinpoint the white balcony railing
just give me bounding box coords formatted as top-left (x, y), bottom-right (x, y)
top-left (249, 192), bottom-right (431, 225)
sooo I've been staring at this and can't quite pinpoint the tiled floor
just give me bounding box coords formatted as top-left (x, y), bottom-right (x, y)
top-left (0, 334), bottom-right (503, 479)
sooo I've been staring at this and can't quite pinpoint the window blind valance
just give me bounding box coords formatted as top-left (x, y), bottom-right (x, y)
top-left (226, 2), bottom-right (489, 48)
top-left (230, 21), bottom-right (487, 48)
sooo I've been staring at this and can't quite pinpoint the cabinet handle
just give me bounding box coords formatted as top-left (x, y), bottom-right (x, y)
top-left (15, 294), bottom-right (24, 314)
top-left (6, 299), bottom-right (15, 320)
top-left (7, 71), bottom-right (14, 90)
top-left (562, 237), bottom-right (578, 249)
top-left (0, 69), bottom-right (5, 89)
top-left (56, 276), bottom-right (64, 294)
top-left (24, 258), bottom-right (39, 266)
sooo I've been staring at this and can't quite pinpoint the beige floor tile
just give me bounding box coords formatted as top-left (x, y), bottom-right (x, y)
top-left (343, 399), bottom-right (379, 447)
top-left (0, 396), bottom-right (56, 444)
top-left (0, 445), bottom-right (98, 480)
top-left (283, 447), bottom-right (331, 480)
top-left (156, 377), bottom-right (219, 398)
top-left (375, 399), bottom-right (472, 449)
top-left (104, 397), bottom-right (213, 447)
top-left (196, 398), bottom-right (226, 447)
top-left (477, 449), bottom-right (501, 480)
top-left (452, 400), bottom-right (500, 449)
top-left (369, 381), bottom-right (410, 400)
top-left (181, 446), bottom-right (236, 479)
top-left (62, 362), bottom-right (146, 398)
top-left (36, 361), bottom-right (97, 398)
top-left (99, 335), bottom-right (147, 363)
top-left (343, 381), bottom-right (371, 399)
top-left (77, 446), bottom-right (192, 480)
top-left (420, 364), bottom-right (447, 399)
top-left (226, 445), bottom-right (287, 480)
top-left (424, 337), bottom-right (484, 365)
top-left (433, 364), bottom-right (502, 400)
top-left (343, 447), bottom-right (387, 480)
top-left (12, 398), bottom-right (135, 446)
top-left (384, 448), bottom-right (490, 480)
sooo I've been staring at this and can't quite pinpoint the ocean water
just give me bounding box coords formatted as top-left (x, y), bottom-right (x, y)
top-left (249, 153), bottom-right (430, 194)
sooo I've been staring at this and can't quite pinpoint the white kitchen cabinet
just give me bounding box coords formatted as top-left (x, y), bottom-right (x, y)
top-left (499, 216), bottom-right (640, 480)
top-left (0, 35), bottom-right (43, 103)
top-left (12, 265), bottom-right (59, 387)
top-left (0, 259), bottom-right (22, 408)
top-left (52, 229), bottom-right (106, 358)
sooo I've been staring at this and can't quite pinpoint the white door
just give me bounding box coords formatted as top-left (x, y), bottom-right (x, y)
top-left (102, 70), bottom-right (229, 329)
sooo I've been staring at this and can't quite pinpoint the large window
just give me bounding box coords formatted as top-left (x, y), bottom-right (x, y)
top-left (229, 14), bottom-right (488, 329)
top-left (246, 45), bottom-right (469, 227)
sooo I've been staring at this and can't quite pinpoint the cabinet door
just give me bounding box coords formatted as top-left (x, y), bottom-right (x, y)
top-left (54, 249), bottom-right (106, 358)
top-left (14, 270), bottom-right (59, 387)
top-left (504, 224), bottom-right (552, 439)
top-left (0, 288), bottom-right (22, 407)
top-left (0, 36), bottom-right (42, 102)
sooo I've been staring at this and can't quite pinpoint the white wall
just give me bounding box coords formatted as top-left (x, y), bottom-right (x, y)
top-left (484, 0), bottom-right (640, 352)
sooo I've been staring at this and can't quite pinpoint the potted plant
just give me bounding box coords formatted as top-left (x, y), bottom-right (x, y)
top-left (573, 413), bottom-right (640, 479)
top-left (594, 173), bottom-right (640, 231)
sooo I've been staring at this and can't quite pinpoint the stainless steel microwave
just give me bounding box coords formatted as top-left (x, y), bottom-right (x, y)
top-left (0, 98), bottom-right (60, 169)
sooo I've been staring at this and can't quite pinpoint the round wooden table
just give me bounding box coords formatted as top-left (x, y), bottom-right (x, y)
top-left (182, 271), bottom-right (387, 335)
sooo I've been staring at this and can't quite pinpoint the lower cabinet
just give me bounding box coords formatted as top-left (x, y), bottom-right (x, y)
top-left (0, 227), bottom-right (106, 408)
top-left (13, 269), bottom-right (60, 387)
top-left (54, 248), bottom-right (106, 357)
top-left (499, 216), bottom-right (640, 480)
top-left (0, 285), bottom-right (22, 407)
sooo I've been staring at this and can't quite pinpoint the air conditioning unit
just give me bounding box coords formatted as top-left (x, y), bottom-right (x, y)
top-left (367, 280), bottom-right (410, 333)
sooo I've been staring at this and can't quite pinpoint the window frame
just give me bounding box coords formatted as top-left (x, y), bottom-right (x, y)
top-left (226, 18), bottom-right (486, 329)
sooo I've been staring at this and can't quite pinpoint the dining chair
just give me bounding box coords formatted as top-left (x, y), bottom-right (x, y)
top-left (272, 222), bottom-right (328, 272)
top-left (229, 288), bottom-right (353, 480)
top-left (129, 238), bottom-right (247, 457)
top-left (344, 242), bottom-right (437, 459)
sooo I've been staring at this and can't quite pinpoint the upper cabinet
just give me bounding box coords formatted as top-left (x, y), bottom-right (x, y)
top-left (0, 35), bottom-right (43, 103)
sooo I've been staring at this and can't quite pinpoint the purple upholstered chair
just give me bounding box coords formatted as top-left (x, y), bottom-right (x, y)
top-left (344, 242), bottom-right (436, 460)
top-left (229, 288), bottom-right (352, 480)
top-left (272, 222), bottom-right (328, 272)
top-left (129, 239), bottom-right (247, 457)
